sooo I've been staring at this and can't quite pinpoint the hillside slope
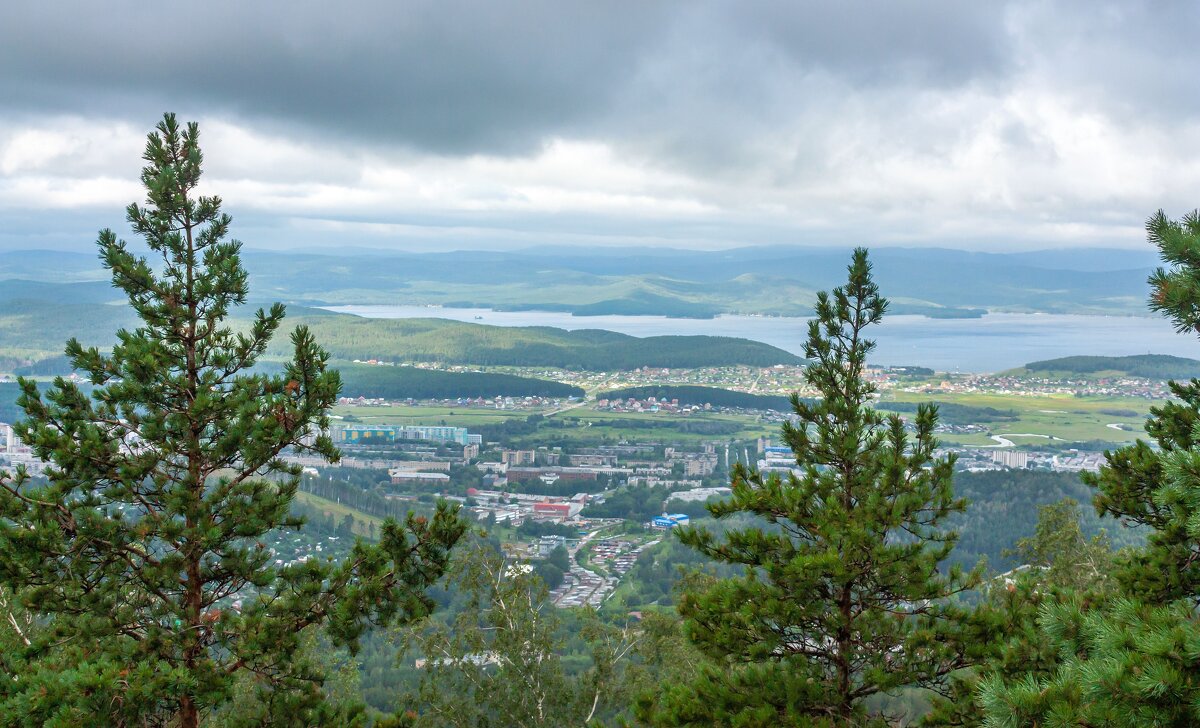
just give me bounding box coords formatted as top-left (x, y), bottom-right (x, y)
top-left (1014, 354), bottom-right (1200, 380)
top-left (275, 314), bottom-right (802, 369)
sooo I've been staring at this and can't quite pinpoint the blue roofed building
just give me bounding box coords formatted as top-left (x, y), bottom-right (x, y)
top-left (651, 513), bottom-right (691, 529)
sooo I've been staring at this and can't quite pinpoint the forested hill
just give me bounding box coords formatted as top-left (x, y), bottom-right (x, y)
top-left (597, 385), bottom-right (794, 410)
top-left (0, 383), bottom-right (20, 424)
top-left (276, 314), bottom-right (802, 369)
top-left (948, 470), bottom-right (1144, 572)
top-left (0, 292), bottom-right (799, 370)
top-left (1014, 354), bottom-right (1200, 379)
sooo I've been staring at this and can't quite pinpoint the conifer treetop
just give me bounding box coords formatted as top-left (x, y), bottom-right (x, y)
top-left (0, 113), bottom-right (467, 727)
top-left (642, 248), bottom-right (979, 727)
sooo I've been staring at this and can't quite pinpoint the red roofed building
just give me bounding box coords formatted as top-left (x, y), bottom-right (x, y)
top-left (532, 501), bottom-right (582, 522)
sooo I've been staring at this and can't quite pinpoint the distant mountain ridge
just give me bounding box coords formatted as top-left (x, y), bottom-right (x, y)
top-left (0, 245), bottom-right (1161, 318)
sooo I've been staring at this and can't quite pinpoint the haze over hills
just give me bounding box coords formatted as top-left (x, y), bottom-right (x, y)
top-left (0, 245), bottom-right (1176, 375)
top-left (0, 245), bottom-right (1159, 318)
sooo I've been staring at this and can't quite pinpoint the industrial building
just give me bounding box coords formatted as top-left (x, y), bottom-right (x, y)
top-left (651, 513), bottom-right (691, 529)
top-left (531, 501), bottom-right (584, 522)
top-left (388, 471), bottom-right (451, 487)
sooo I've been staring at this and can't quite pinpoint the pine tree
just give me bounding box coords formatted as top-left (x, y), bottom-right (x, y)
top-left (0, 114), bottom-right (467, 727)
top-left (922, 500), bottom-right (1116, 727)
top-left (979, 209), bottom-right (1200, 725)
top-left (640, 249), bottom-right (979, 727)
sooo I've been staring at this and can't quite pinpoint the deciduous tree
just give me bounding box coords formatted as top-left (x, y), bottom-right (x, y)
top-left (399, 540), bottom-right (637, 727)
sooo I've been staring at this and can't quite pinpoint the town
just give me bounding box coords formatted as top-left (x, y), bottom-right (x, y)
top-left (0, 358), bottom-right (1165, 613)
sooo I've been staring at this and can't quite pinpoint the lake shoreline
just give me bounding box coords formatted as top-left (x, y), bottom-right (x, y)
top-left (322, 305), bottom-right (1195, 374)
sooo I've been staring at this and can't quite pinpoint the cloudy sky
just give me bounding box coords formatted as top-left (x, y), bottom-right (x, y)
top-left (2, 0), bottom-right (1197, 253)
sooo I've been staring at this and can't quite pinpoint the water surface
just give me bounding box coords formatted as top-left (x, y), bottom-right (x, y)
top-left (324, 305), bottom-right (1198, 373)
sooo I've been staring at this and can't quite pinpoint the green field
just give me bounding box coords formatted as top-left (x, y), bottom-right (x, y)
top-left (333, 389), bottom-right (1156, 448)
top-left (332, 404), bottom-right (556, 427)
top-left (554, 409), bottom-right (775, 443)
top-left (294, 490), bottom-right (384, 537)
top-left (936, 432), bottom-right (1002, 446)
top-left (332, 401), bottom-right (775, 444)
top-left (888, 391), bottom-right (1154, 445)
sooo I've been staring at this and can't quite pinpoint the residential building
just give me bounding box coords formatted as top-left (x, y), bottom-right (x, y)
top-left (502, 449), bottom-right (536, 466)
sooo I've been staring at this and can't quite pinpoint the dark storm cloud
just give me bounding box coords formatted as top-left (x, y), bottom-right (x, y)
top-left (4, 0), bottom-right (1200, 253)
top-left (2, 1), bottom-right (1016, 156)
top-left (1, 1), bottom-right (668, 153)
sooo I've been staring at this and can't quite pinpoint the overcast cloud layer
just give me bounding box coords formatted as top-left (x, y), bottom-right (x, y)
top-left (2, 0), bottom-right (1198, 252)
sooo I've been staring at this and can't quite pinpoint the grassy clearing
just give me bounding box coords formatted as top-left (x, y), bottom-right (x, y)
top-left (889, 391), bottom-right (1154, 444)
top-left (936, 433), bottom-right (1000, 446)
top-left (331, 400), bottom-right (777, 447)
top-left (294, 491), bottom-right (384, 538)
top-left (331, 404), bottom-right (548, 427)
top-left (558, 409), bottom-right (775, 443)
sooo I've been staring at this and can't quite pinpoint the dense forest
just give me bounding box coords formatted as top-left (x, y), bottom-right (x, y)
top-left (336, 364), bottom-right (584, 399)
top-left (874, 400), bottom-right (1019, 425)
top-left (10, 355), bottom-right (74, 377)
top-left (275, 315), bottom-right (803, 369)
top-left (0, 383), bottom-right (20, 423)
top-left (0, 297), bottom-right (800, 372)
top-left (1018, 353), bottom-right (1200, 379)
top-left (946, 469), bottom-right (1143, 571)
top-left (3, 359), bottom-right (584, 401)
top-left (0, 299), bottom-right (140, 359)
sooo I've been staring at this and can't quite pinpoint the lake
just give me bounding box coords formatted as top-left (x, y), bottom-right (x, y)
top-left (323, 305), bottom-right (1200, 373)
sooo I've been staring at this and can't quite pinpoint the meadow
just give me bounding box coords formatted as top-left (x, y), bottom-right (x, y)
top-left (889, 391), bottom-right (1154, 446)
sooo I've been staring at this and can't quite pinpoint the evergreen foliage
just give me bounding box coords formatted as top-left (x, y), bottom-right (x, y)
top-left (1003, 499), bottom-right (1112, 592)
top-left (0, 115), bottom-right (467, 727)
top-left (640, 249), bottom-right (980, 726)
top-left (980, 209), bottom-right (1200, 724)
top-left (924, 499), bottom-right (1117, 726)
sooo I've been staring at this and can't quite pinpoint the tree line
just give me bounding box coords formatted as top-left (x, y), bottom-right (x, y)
top-left (1021, 353), bottom-right (1200, 379)
top-left (279, 315), bottom-right (802, 370)
top-left (337, 364), bottom-right (583, 400)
